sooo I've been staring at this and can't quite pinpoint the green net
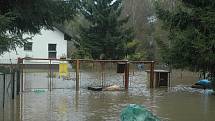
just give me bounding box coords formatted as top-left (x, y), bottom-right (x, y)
top-left (120, 104), bottom-right (160, 121)
top-left (32, 89), bottom-right (47, 93)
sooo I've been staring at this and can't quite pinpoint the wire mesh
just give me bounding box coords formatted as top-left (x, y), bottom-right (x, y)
top-left (79, 62), bottom-right (126, 88)
top-left (129, 63), bottom-right (150, 89)
top-left (22, 60), bottom-right (76, 91)
top-left (51, 60), bottom-right (76, 89)
top-left (20, 58), bottom-right (154, 91)
top-left (0, 70), bottom-right (18, 121)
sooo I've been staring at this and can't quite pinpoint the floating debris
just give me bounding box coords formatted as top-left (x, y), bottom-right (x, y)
top-left (32, 89), bottom-right (47, 93)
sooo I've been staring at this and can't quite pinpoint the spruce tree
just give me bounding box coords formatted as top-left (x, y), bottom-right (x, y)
top-left (79, 0), bottom-right (133, 60)
top-left (155, 0), bottom-right (215, 90)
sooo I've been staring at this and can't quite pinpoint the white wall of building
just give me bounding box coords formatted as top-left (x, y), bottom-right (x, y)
top-left (0, 28), bottom-right (68, 64)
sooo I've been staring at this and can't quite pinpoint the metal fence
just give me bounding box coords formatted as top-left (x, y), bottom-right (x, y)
top-left (0, 68), bottom-right (19, 121)
top-left (18, 58), bottom-right (155, 92)
top-left (20, 59), bottom-right (76, 91)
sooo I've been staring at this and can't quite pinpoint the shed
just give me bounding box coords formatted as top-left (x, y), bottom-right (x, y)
top-left (145, 70), bottom-right (170, 88)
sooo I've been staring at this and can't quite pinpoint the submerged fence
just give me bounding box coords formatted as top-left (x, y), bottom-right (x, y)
top-left (17, 58), bottom-right (155, 92)
top-left (0, 67), bottom-right (19, 121)
top-left (0, 71), bottom-right (18, 107)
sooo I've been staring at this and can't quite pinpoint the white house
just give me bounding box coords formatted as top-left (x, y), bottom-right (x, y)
top-left (0, 28), bottom-right (72, 64)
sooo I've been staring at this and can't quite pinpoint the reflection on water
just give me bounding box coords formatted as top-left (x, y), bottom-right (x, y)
top-left (1, 71), bottom-right (215, 121)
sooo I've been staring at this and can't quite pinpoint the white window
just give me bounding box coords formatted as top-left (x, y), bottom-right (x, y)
top-left (48, 44), bottom-right (57, 58)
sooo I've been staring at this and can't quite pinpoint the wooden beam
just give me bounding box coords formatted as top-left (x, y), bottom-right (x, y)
top-left (76, 59), bottom-right (80, 91)
top-left (124, 62), bottom-right (129, 90)
top-left (150, 61), bottom-right (155, 88)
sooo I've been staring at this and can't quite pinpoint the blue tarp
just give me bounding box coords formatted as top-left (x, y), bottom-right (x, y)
top-left (197, 79), bottom-right (211, 86)
top-left (196, 79), bottom-right (212, 89)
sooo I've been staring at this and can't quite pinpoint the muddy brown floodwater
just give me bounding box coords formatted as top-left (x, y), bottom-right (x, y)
top-left (1, 70), bottom-right (215, 121)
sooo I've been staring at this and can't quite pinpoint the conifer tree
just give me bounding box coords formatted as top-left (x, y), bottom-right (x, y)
top-left (156, 0), bottom-right (215, 89)
top-left (79, 0), bottom-right (133, 59)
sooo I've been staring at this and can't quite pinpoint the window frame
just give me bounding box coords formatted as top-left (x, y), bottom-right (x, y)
top-left (48, 44), bottom-right (57, 59)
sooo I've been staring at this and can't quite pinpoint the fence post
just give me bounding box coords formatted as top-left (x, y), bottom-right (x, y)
top-left (17, 58), bottom-right (21, 94)
top-left (49, 59), bottom-right (52, 91)
top-left (16, 70), bottom-right (20, 95)
top-left (101, 62), bottom-right (105, 87)
top-left (3, 74), bottom-right (5, 109)
top-left (124, 61), bottom-right (129, 90)
top-left (18, 58), bottom-right (24, 92)
top-left (12, 71), bottom-right (15, 99)
top-left (76, 59), bottom-right (80, 91)
top-left (150, 61), bottom-right (155, 88)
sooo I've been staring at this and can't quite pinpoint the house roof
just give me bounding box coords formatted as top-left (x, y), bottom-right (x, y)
top-left (145, 70), bottom-right (170, 73)
top-left (54, 24), bottom-right (79, 45)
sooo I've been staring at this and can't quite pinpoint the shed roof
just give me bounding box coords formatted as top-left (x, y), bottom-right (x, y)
top-left (145, 70), bottom-right (170, 73)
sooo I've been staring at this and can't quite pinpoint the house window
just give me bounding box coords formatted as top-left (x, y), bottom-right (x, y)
top-left (24, 42), bottom-right (33, 51)
top-left (48, 44), bottom-right (57, 58)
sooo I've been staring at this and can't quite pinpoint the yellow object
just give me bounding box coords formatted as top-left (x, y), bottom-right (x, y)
top-left (59, 63), bottom-right (68, 78)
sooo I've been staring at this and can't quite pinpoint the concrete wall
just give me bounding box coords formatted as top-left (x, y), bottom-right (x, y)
top-left (0, 28), bottom-right (67, 64)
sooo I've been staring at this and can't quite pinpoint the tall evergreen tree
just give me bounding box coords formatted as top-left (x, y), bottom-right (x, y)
top-left (155, 0), bottom-right (215, 89)
top-left (79, 0), bottom-right (133, 60)
top-left (0, 0), bottom-right (78, 54)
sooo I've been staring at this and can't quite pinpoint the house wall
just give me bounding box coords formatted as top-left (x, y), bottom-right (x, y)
top-left (0, 28), bottom-right (67, 64)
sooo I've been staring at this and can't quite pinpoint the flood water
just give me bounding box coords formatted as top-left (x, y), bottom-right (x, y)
top-left (1, 68), bottom-right (215, 121)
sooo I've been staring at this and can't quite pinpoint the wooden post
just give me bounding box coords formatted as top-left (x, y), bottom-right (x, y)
top-left (76, 59), bottom-right (80, 91)
top-left (168, 72), bottom-right (171, 87)
top-left (16, 69), bottom-right (20, 95)
top-left (124, 62), bottom-right (129, 90)
top-left (3, 74), bottom-right (5, 109)
top-left (18, 58), bottom-right (24, 92)
top-left (150, 61), bottom-right (155, 88)
top-left (12, 71), bottom-right (15, 99)
top-left (17, 58), bottom-right (21, 94)
top-left (49, 59), bottom-right (52, 91)
top-left (101, 62), bottom-right (105, 87)
top-left (75, 91), bottom-right (79, 111)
